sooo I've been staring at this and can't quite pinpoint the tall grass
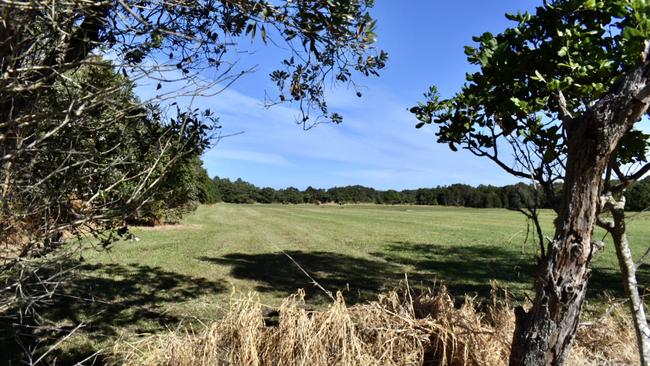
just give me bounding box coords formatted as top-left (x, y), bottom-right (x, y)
top-left (111, 285), bottom-right (637, 366)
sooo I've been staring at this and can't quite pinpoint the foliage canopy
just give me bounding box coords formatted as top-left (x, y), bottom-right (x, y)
top-left (412, 0), bottom-right (649, 192)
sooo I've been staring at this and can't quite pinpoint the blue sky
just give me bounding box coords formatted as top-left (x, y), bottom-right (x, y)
top-left (148, 1), bottom-right (562, 190)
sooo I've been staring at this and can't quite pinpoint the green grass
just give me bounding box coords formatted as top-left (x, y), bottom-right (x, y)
top-left (44, 204), bottom-right (650, 360)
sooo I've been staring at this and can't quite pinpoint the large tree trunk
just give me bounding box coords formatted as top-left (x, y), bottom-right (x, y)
top-left (509, 123), bottom-right (610, 365)
top-left (509, 60), bottom-right (650, 365)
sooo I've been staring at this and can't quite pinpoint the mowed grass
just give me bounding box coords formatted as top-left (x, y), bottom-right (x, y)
top-left (50, 204), bottom-right (649, 359)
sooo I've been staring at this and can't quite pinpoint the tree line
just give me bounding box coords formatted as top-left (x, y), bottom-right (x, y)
top-left (189, 175), bottom-right (650, 211)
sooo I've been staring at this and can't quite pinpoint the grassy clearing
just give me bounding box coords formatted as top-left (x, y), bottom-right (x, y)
top-left (47, 204), bottom-right (649, 361)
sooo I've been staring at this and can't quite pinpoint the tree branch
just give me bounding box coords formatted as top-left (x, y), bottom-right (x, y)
top-left (556, 90), bottom-right (574, 128)
top-left (465, 145), bottom-right (531, 180)
top-left (611, 162), bottom-right (650, 193)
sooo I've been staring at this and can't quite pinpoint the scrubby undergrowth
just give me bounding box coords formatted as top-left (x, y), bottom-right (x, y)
top-left (110, 285), bottom-right (636, 366)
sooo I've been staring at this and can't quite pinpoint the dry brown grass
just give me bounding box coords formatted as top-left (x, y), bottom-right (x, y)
top-left (111, 286), bottom-right (638, 366)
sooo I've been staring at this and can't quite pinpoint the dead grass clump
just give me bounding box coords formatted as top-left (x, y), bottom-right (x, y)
top-left (570, 303), bottom-right (638, 365)
top-left (111, 287), bottom-right (638, 366)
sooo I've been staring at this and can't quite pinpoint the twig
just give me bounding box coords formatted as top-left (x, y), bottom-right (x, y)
top-left (280, 251), bottom-right (336, 302)
top-left (32, 322), bottom-right (85, 365)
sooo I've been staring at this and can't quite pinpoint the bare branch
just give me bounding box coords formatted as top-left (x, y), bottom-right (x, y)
top-left (556, 90), bottom-right (574, 128)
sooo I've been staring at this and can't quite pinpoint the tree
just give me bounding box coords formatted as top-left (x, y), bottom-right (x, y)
top-left (416, 188), bottom-right (438, 205)
top-left (379, 189), bottom-right (401, 205)
top-left (2, 0), bottom-right (386, 251)
top-left (129, 156), bottom-right (212, 225)
top-left (412, 1), bottom-right (650, 364)
top-left (625, 177), bottom-right (650, 211)
top-left (196, 165), bottom-right (221, 204)
top-left (278, 187), bottom-right (303, 204)
top-left (598, 188), bottom-right (650, 365)
top-left (1, 0), bottom-right (385, 362)
top-left (258, 187), bottom-right (278, 204)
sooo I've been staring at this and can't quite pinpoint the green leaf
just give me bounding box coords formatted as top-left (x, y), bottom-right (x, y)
top-left (510, 97), bottom-right (522, 107)
top-left (478, 53), bottom-right (489, 66)
top-left (622, 26), bottom-right (644, 41)
top-left (261, 26), bottom-right (267, 44)
top-left (531, 70), bottom-right (547, 83)
top-left (583, 0), bottom-right (597, 10)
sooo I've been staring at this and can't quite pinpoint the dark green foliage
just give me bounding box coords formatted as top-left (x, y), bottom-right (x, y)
top-left (197, 165), bottom-right (221, 204)
top-left (201, 176), bottom-right (627, 210)
top-left (213, 178), bottom-right (259, 204)
top-left (412, 0), bottom-right (650, 156)
top-left (1, 57), bottom-right (214, 239)
top-left (328, 185), bottom-right (378, 203)
top-left (257, 187), bottom-right (278, 204)
top-left (377, 190), bottom-right (401, 205)
top-left (625, 178), bottom-right (650, 211)
top-left (277, 187), bottom-right (304, 204)
top-left (128, 157), bottom-right (215, 226)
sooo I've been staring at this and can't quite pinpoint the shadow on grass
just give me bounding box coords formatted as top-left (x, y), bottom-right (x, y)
top-left (370, 241), bottom-right (537, 299)
top-left (4, 241), bottom-right (641, 365)
top-left (50, 262), bottom-right (226, 336)
top-left (374, 242), bottom-right (650, 299)
top-left (200, 251), bottom-right (404, 305)
top-left (370, 241), bottom-right (648, 300)
top-left (199, 244), bottom-right (537, 306)
top-left (1, 261), bottom-right (226, 366)
top-left (591, 263), bottom-right (650, 299)
top-left (203, 241), bottom-right (648, 308)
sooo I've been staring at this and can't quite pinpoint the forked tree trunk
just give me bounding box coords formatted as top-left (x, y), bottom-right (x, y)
top-left (509, 123), bottom-right (610, 365)
top-left (509, 60), bottom-right (650, 365)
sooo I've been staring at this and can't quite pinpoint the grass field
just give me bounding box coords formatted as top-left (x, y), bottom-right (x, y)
top-left (50, 203), bottom-right (650, 360)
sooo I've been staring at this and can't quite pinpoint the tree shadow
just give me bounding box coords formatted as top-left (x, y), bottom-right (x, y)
top-left (49, 262), bottom-right (226, 336)
top-left (199, 244), bottom-right (535, 307)
top-left (199, 251), bottom-right (406, 305)
top-left (1, 261), bottom-right (226, 366)
top-left (370, 241), bottom-right (537, 300)
top-left (202, 242), bottom-right (648, 310)
top-left (371, 241), bottom-right (649, 301)
top-left (590, 263), bottom-right (650, 300)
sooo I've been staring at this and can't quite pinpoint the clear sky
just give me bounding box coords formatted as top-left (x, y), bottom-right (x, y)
top-left (168, 1), bottom-right (549, 190)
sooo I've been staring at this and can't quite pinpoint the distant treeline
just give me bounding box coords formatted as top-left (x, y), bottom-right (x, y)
top-left (197, 176), bottom-right (650, 211)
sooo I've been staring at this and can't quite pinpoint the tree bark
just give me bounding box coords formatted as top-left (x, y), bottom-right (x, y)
top-left (509, 125), bottom-right (609, 365)
top-left (509, 59), bottom-right (650, 365)
top-left (604, 195), bottom-right (650, 366)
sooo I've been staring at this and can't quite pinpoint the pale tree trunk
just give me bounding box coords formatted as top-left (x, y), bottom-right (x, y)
top-left (602, 195), bottom-right (650, 365)
top-left (509, 60), bottom-right (650, 365)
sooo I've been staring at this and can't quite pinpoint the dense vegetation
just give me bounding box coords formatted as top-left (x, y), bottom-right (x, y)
top-left (198, 175), bottom-right (650, 211)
